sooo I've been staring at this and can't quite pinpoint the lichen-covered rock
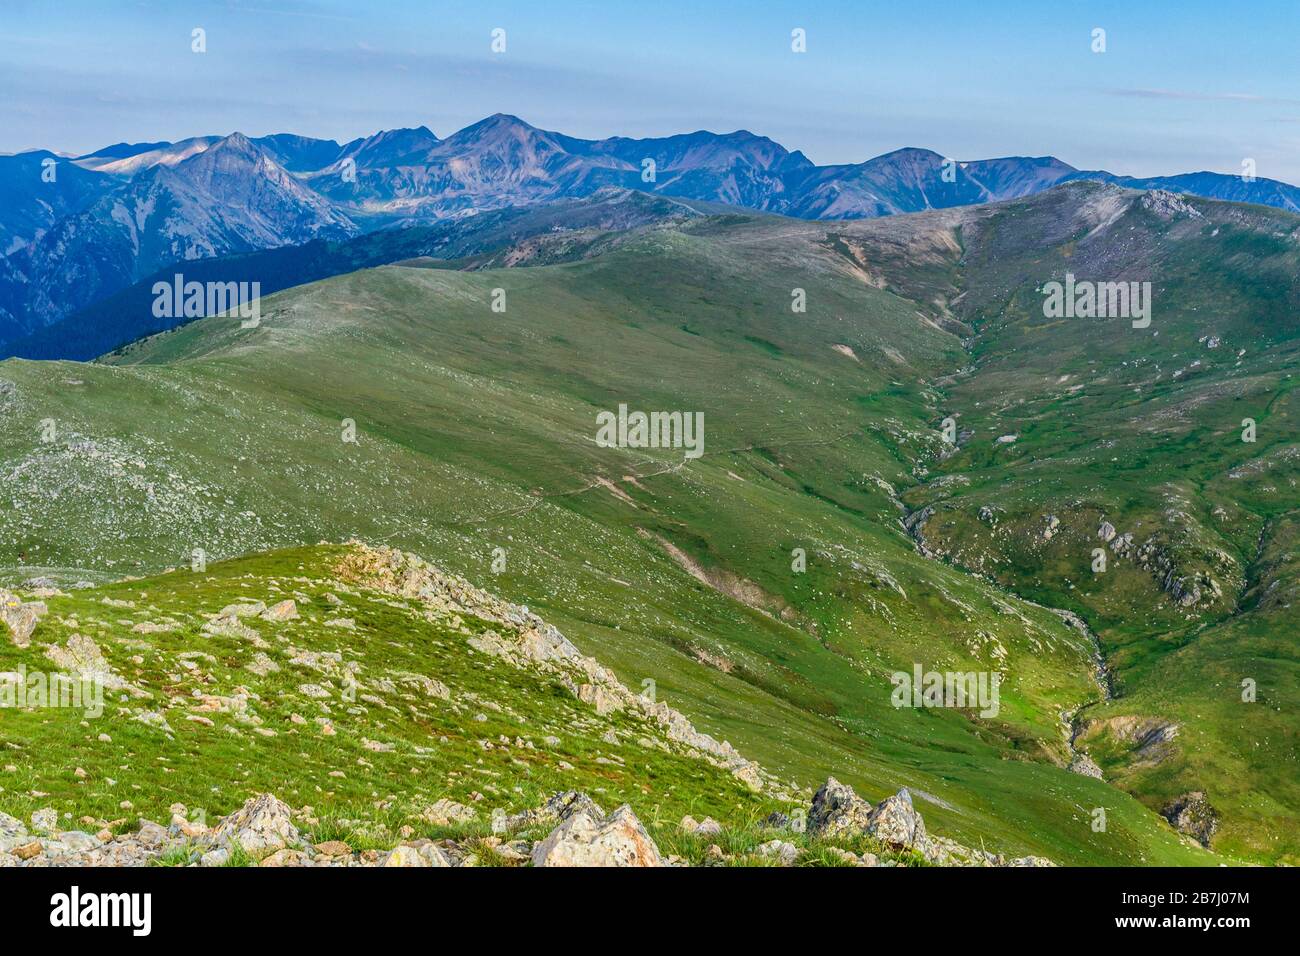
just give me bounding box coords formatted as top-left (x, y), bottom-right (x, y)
top-left (420, 798), bottom-right (477, 826)
top-left (44, 634), bottom-right (127, 690)
top-left (1, 591), bottom-right (46, 648)
top-left (531, 805), bottom-right (661, 867)
top-left (866, 788), bottom-right (928, 853)
top-left (418, 843), bottom-right (453, 867)
top-left (808, 777), bottom-right (873, 837)
top-left (1161, 791), bottom-right (1218, 847)
top-left (381, 845), bottom-right (429, 867)
top-left (761, 811), bottom-right (791, 831)
top-left (209, 793), bottom-right (300, 858)
top-left (260, 600), bottom-right (298, 622)
top-left (30, 808), bottom-right (58, 836)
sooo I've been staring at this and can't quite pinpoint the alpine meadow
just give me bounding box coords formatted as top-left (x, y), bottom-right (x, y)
top-left (0, 2), bottom-right (1294, 922)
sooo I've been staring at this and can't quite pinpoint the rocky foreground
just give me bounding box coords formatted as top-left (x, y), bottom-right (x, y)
top-left (2, 542), bottom-right (1057, 868)
top-left (1, 779), bottom-right (1052, 868)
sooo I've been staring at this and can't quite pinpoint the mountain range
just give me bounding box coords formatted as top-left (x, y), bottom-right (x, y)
top-left (3, 113), bottom-right (1299, 350)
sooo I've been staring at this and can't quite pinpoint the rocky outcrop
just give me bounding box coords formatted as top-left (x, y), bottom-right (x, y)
top-left (0, 590), bottom-right (46, 648)
top-left (866, 789), bottom-right (928, 853)
top-left (530, 805), bottom-right (661, 867)
top-left (44, 634), bottom-right (128, 690)
top-left (808, 777), bottom-right (874, 837)
top-left (1068, 753), bottom-right (1104, 780)
top-left (804, 777), bottom-right (1046, 865)
top-left (902, 506), bottom-right (938, 558)
top-left (810, 779), bottom-right (927, 853)
top-left (1140, 189), bottom-right (1203, 221)
top-left (502, 790), bottom-right (601, 832)
top-left (1082, 715), bottom-right (1179, 767)
top-left (337, 544), bottom-right (783, 796)
top-left (1161, 792), bottom-right (1218, 847)
top-left (208, 793), bottom-right (300, 859)
top-left (1130, 540), bottom-right (1225, 609)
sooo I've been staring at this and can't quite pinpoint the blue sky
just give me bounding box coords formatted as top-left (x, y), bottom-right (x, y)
top-left (3, 0), bottom-right (1298, 181)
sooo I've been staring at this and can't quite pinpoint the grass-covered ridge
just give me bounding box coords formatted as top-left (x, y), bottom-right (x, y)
top-left (0, 543), bottom-right (776, 841)
top-left (2, 182), bottom-right (1290, 864)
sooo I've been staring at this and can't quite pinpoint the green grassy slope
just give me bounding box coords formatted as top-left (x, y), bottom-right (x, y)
top-left (0, 543), bottom-right (773, 847)
top-left (890, 185), bottom-right (1300, 862)
top-left (2, 183), bottom-right (1288, 863)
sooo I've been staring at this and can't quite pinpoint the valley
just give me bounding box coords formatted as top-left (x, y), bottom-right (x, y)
top-left (2, 180), bottom-right (1294, 865)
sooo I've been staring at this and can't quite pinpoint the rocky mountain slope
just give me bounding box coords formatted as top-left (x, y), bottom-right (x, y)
top-left (5, 114), bottom-right (1299, 349)
top-left (2, 543), bottom-right (1048, 867)
top-left (0, 134), bottom-right (358, 335)
top-left (4, 189), bottom-right (710, 361)
top-left (5, 181), bottom-right (1285, 863)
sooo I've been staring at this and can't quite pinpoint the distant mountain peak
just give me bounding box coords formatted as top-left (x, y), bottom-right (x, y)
top-left (450, 113), bottom-right (547, 144)
top-left (206, 131), bottom-right (258, 155)
top-left (480, 112), bottom-right (535, 128)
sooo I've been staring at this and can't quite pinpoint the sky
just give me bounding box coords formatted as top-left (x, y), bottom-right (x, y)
top-left (2, 0), bottom-right (1299, 182)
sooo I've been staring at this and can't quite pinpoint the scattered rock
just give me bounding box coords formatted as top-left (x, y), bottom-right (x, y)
top-left (1161, 792), bottom-right (1218, 847)
top-left (1068, 753), bottom-right (1104, 780)
top-left (695, 817), bottom-right (722, 837)
top-left (0, 591), bottom-right (46, 648)
top-left (44, 633), bottom-right (127, 690)
top-left (531, 805), bottom-right (661, 867)
top-left (313, 840), bottom-right (352, 857)
top-left (209, 793), bottom-right (300, 859)
top-left (260, 600), bottom-right (299, 622)
top-left (421, 798), bottom-right (477, 826)
top-left (866, 789), bottom-right (928, 853)
top-left (808, 777), bottom-right (873, 837)
top-left (757, 839), bottom-right (798, 865)
top-left (218, 601), bottom-right (266, 619)
top-left (260, 848), bottom-right (308, 867)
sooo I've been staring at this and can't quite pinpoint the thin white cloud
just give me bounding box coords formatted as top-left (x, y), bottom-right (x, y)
top-left (1110, 88), bottom-right (1300, 106)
